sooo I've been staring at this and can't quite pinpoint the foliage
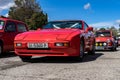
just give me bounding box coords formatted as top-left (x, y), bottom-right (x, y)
top-left (109, 26), bottom-right (118, 36)
top-left (99, 26), bottom-right (118, 36)
top-left (8, 0), bottom-right (48, 30)
top-left (99, 27), bottom-right (106, 30)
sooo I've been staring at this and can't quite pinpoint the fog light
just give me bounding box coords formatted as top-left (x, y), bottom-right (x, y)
top-left (103, 43), bottom-right (107, 46)
top-left (16, 43), bottom-right (22, 47)
top-left (100, 43), bottom-right (102, 46)
top-left (96, 43), bottom-right (98, 46)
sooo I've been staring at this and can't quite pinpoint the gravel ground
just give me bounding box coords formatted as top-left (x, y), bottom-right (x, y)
top-left (0, 47), bottom-right (120, 80)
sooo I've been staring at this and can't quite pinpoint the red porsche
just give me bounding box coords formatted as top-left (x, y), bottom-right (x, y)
top-left (14, 20), bottom-right (95, 62)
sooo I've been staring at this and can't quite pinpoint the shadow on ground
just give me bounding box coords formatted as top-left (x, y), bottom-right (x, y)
top-left (96, 49), bottom-right (119, 52)
top-left (0, 52), bottom-right (17, 58)
top-left (28, 53), bottom-right (104, 63)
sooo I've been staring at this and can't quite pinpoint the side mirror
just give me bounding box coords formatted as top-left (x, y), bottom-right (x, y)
top-left (86, 27), bottom-right (93, 32)
top-left (37, 28), bottom-right (41, 30)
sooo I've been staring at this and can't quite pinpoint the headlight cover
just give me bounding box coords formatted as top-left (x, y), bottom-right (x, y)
top-left (16, 43), bottom-right (22, 47)
top-left (55, 42), bottom-right (69, 47)
top-left (103, 43), bottom-right (107, 46)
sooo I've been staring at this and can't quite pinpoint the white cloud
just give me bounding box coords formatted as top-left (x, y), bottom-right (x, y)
top-left (0, 0), bottom-right (14, 6)
top-left (4, 13), bottom-right (9, 17)
top-left (0, 0), bottom-right (14, 15)
top-left (116, 20), bottom-right (120, 24)
top-left (84, 3), bottom-right (91, 10)
top-left (90, 22), bottom-right (113, 28)
top-left (89, 20), bottom-right (120, 29)
top-left (0, 2), bottom-right (14, 10)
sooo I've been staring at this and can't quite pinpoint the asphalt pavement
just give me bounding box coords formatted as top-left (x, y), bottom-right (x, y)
top-left (0, 47), bottom-right (120, 80)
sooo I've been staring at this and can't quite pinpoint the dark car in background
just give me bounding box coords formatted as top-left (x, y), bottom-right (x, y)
top-left (117, 37), bottom-right (120, 46)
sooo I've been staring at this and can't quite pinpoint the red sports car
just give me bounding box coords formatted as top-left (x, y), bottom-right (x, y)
top-left (14, 20), bottom-right (95, 62)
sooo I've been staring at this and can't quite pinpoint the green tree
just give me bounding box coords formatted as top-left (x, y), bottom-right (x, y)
top-left (99, 27), bottom-right (106, 30)
top-left (109, 26), bottom-right (118, 36)
top-left (27, 12), bottom-right (48, 29)
top-left (8, 0), bottom-right (48, 29)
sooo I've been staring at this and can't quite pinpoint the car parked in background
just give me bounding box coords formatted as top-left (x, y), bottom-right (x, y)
top-left (117, 37), bottom-right (120, 46)
top-left (0, 16), bottom-right (29, 55)
top-left (95, 30), bottom-right (117, 51)
top-left (14, 20), bottom-right (95, 62)
top-left (114, 36), bottom-right (119, 47)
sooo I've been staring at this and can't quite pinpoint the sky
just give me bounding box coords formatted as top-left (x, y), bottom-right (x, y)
top-left (0, 0), bottom-right (120, 29)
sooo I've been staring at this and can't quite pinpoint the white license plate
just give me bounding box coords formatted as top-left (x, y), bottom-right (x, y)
top-left (27, 43), bottom-right (48, 48)
top-left (96, 46), bottom-right (104, 50)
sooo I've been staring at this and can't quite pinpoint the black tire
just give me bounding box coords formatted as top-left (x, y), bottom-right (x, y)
top-left (19, 56), bottom-right (32, 62)
top-left (76, 40), bottom-right (84, 61)
top-left (114, 46), bottom-right (117, 51)
top-left (111, 46), bottom-right (116, 51)
top-left (88, 41), bottom-right (95, 55)
top-left (0, 44), bottom-right (3, 56)
top-left (111, 43), bottom-right (117, 51)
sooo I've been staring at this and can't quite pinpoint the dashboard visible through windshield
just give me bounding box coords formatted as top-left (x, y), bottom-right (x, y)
top-left (43, 21), bottom-right (82, 29)
top-left (95, 31), bottom-right (111, 37)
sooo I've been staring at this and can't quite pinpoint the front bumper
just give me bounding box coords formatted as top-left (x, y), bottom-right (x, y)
top-left (95, 46), bottom-right (113, 50)
top-left (15, 47), bottom-right (78, 57)
top-left (14, 40), bottom-right (80, 57)
top-left (95, 42), bottom-right (113, 50)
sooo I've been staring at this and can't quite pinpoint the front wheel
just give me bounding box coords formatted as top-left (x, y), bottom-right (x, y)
top-left (0, 44), bottom-right (3, 56)
top-left (76, 40), bottom-right (84, 61)
top-left (111, 47), bottom-right (117, 51)
top-left (19, 56), bottom-right (32, 62)
top-left (111, 43), bottom-right (117, 51)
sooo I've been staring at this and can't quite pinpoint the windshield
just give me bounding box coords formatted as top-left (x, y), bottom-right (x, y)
top-left (95, 31), bottom-right (111, 37)
top-left (43, 21), bottom-right (82, 29)
top-left (0, 20), bottom-right (5, 30)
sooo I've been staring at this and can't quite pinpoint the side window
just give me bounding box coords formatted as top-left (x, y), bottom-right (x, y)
top-left (17, 23), bottom-right (27, 32)
top-left (84, 22), bottom-right (88, 30)
top-left (5, 21), bottom-right (16, 32)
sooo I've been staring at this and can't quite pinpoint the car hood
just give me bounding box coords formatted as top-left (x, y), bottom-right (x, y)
top-left (15, 29), bottom-right (80, 41)
top-left (96, 37), bottom-right (112, 42)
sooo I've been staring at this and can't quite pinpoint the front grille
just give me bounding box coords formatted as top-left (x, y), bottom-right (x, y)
top-left (18, 50), bottom-right (64, 55)
top-left (27, 48), bottom-right (51, 50)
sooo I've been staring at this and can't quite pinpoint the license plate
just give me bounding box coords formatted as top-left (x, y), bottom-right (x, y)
top-left (96, 46), bottom-right (104, 50)
top-left (27, 43), bottom-right (48, 48)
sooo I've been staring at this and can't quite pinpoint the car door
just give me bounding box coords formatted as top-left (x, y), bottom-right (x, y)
top-left (4, 21), bottom-right (18, 51)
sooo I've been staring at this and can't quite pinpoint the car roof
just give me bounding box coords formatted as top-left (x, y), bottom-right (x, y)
top-left (49, 20), bottom-right (84, 23)
top-left (0, 17), bottom-right (25, 24)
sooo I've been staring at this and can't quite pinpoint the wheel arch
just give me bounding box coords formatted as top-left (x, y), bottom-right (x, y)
top-left (80, 36), bottom-right (85, 45)
top-left (0, 39), bottom-right (3, 53)
top-left (0, 39), bottom-right (3, 45)
top-left (0, 39), bottom-right (4, 49)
